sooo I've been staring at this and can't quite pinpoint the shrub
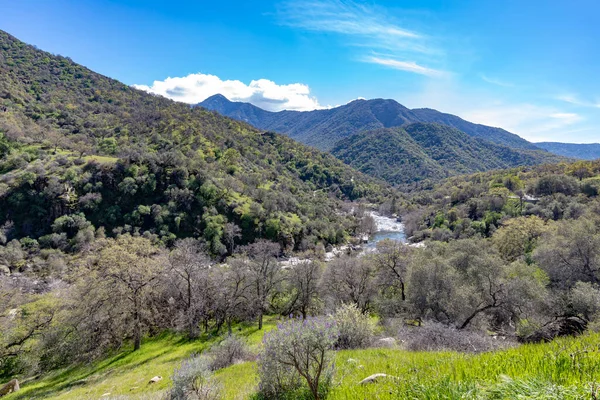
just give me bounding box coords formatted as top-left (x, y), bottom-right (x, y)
top-left (398, 322), bottom-right (510, 353)
top-left (332, 303), bottom-right (375, 349)
top-left (169, 355), bottom-right (221, 400)
top-left (257, 318), bottom-right (338, 400)
top-left (206, 335), bottom-right (251, 371)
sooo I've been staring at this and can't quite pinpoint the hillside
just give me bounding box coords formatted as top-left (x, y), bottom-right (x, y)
top-left (536, 141), bottom-right (600, 160)
top-left (0, 29), bottom-right (390, 251)
top-left (330, 123), bottom-right (562, 184)
top-left (199, 95), bottom-right (543, 152)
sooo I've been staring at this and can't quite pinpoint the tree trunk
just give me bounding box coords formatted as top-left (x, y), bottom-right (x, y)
top-left (258, 310), bottom-right (263, 330)
top-left (133, 296), bottom-right (141, 351)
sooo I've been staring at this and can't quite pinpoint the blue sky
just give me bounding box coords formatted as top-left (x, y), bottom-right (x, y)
top-left (2, 0), bottom-right (599, 143)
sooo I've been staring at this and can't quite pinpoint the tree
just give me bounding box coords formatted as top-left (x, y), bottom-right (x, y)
top-left (238, 240), bottom-right (281, 329)
top-left (372, 239), bottom-right (412, 302)
top-left (567, 161), bottom-right (593, 181)
top-left (223, 222), bottom-right (242, 255)
top-left (321, 255), bottom-right (376, 313)
top-left (169, 238), bottom-right (212, 338)
top-left (534, 218), bottom-right (600, 288)
top-left (288, 259), bottom-right (323, 319)
top-left (93, 235), bottom-right (167, 350)
top-left (492, 216), bottom-right (547, 262)
top-left (259, 318), bottom-right (338, 400)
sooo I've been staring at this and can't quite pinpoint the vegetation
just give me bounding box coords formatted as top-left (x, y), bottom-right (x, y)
top-left (331, 123), bottom-right (561, 184)
top-left (199, 95), bottom-right (544, 152)
top-left (537, 141), bottom-right (600, 160)
top-left (3, 28), bottom-right (600, 400)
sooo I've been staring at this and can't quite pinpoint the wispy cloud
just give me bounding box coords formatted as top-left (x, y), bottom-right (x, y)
top-left (365, 56), bottom-right (445, 77)
top-left (556, 94), bottom-right (600, 108)
top-left (481, 74), bottom-right (515, 88)
top-left (276, 0), bottom-right (441, 75)
top-left (133, 73), bottom-right (326, 111)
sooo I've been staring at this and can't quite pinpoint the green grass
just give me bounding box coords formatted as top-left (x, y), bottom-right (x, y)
top-left (5, 319), bottom-right (278, 400)
top-left (216, 333), bottom-right (600, 400)
top-left (6, 327), bottom-right (600, 399)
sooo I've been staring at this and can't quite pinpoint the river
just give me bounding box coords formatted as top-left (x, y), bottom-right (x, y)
top-left (364, 212), bottom-right (407, 250)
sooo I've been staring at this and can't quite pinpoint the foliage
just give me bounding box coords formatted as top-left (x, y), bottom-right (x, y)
top-left (331, 304), bottom-right (375, 350)
top-left (332, 123), bottom-right (561, 184)
top-left (257, 317), bottom-right (338, 400)
top-left (169, 355), bottom-right (221, 400)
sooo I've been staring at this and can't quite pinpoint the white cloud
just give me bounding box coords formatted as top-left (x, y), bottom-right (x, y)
top-left (481, 75), bottom-right (515, 88)
top-left (556, 94), bottom-right (600, 108)
top-left (365, 56), bottom-right (445, 77)
top-left (133, 73), bottom-right (325, 111)
top-left (276, 0), bottom-right (441, 75)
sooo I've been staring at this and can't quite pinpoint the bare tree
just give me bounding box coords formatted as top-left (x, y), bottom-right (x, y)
top-left (239, 240), bottom-right (281, 329)
top-left (321, 255), bottom-right (376, 313)
top-left (223, 222), bottom-right (242, 255)
top-left (169, 238), bottom-right (212, 338)
top-left (288, 259), bottom-right (323, 319)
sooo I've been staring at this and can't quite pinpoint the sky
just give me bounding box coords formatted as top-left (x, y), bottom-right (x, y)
top-left (1, 0), bottom-right (599, 143)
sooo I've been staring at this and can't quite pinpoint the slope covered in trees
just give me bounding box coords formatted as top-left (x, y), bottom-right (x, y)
top-left (0, 29), bottom-right (391, 253)
top-left (536, 141), bottom-right (600, 160)
top-left (330, 123), bottom-right (563, 184)
top-left (199, 95), bottom-right (549, 152)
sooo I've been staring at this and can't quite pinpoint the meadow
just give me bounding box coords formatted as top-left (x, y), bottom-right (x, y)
top-left (6, 322), bottom-right (600, 400)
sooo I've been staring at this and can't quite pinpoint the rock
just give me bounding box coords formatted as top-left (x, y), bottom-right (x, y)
top-left (0, 379), bottom-right (20, 397)
top-left (378, 337), bottom-right (397, 347)
top-left (148, 376), bottom-right (163, 384)
top-left (0, 265), bottom-right (10, 275)
top-left (359, 373), bottom-right (396, 385)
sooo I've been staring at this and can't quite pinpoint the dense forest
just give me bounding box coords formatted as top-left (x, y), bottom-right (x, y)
top-left (330, 123), bottom-right (563, 184)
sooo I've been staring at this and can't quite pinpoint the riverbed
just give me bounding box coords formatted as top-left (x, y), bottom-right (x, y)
top-left (364, 212), bottom-right (407, 250)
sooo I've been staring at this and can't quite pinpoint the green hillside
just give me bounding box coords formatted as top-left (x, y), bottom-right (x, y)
top-left (0, 29), bottom-right (390, 251)
top-left (330, 123), bottom-right (561, 185)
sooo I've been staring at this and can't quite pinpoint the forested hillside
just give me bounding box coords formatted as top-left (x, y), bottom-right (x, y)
top-left (536, 141), bottom-right (600, 160)
top-left (199, 95), bottom-right (549, 152)
top-left (0, 30), bottom-right (391, 254)
top-left (331, 123), bottom-right (563, 184)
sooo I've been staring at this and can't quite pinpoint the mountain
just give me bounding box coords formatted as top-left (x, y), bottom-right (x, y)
top-left (536, 142), bottom-right (600, 160)
top-left (331, 123), bottom-right (562, 184)
top-left (199, 95), bottom-right (539, 151)
top-left (0, 30), bottom-right (391, 251)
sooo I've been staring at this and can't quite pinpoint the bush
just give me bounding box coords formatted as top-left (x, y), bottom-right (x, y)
top-left (398, 322), bottom-right (510, 353)
top-left (169, 355), bottom-right (222, 400)
top-left (257, 318), bottom-right (338, 400)
top-left (332, 303), bottom-right (375, 349)
top-left (205, 335), bottom-right (251, 371)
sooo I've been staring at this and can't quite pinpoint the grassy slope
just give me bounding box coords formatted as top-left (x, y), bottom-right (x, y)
top-left (7, 327), bottom-right (600, 399)
top-left (5, 320), bottom-right (276, 400)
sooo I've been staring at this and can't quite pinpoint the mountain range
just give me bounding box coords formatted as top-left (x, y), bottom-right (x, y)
top-left (535, 142), bottom-right (600, 160)
top-left (199, 95), bottom-right (565, 184)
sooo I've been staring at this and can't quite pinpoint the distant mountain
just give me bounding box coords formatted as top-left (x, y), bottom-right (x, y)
top-left (536, 142), bottom-right (600, 160)
top-left (199, 95), bottom-right (539, 151)
top-left (331, 123), bottom-right (562, 184)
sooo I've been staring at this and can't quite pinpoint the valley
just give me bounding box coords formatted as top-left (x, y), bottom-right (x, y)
top-left (1, 15), bottom-right (600, 400)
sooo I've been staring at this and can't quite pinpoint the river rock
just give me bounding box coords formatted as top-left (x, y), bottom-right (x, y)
top-left (0, 379), bottom-right (19, 397)
top-left (359, 373), bottom-right (395, 385)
